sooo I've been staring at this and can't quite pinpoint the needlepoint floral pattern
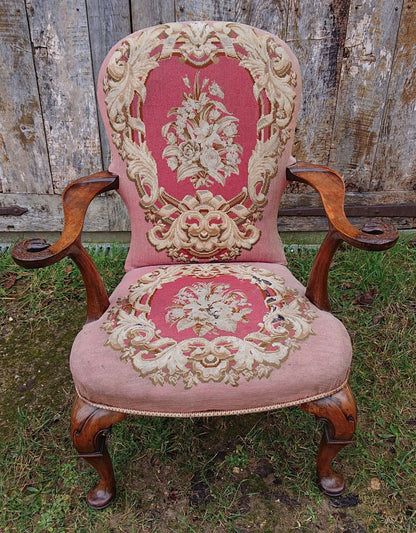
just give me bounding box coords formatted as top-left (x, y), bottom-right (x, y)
top-left (103, 22), bottom-right (298, 262)
top-left (166, 282), bottom-right (252, 336)
top-left (102, 264), bottom-right (315, 389)
top-left (162, 74), bottom-right (242, 188)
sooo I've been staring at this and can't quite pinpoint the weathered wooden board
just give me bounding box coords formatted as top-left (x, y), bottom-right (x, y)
top-left (329, 0), bottom-right (403, 191)
top-left (107, 187), bottom-right (416, 232)
top-left (0, 193), bottom-right (110, 233)
top-left (372, 0), bottom-right (416, 192)
top-left (176, 0), bottom-right (243, 22)
top-left (286, 0), bottom-right (350, 165)
top-left (0, 0), bottom-right (52, 194)
top-left (26, 0), bottom-right (102, 192)
top-left (247, 1), bottom-right (289, 36)
top-left (277, 215), bottom-right (415, 232)
top-left (0, 0), bottom-right (415, 237)
top-left (175, 0), bottom-right (287, 35)
top-left (86, 0), bottom-right (131, 84)
top-left (280, 190), bottom-right (416, 209)
top-left (131, 0), bottom-right (175, 29)
top-left (235, 0), bottom-right (288, 38)
top-left (2, 190), bottom-right (413, 234)
top-left (107, 193), bottom-right (131, 232)
top-left (86, 0), bottom-right (132, 168)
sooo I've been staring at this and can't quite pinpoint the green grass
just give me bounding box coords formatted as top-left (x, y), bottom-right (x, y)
top-left (0, 239), bottom-right (415, 532)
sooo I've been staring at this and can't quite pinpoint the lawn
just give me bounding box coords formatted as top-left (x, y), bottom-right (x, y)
top-left (0, 239), bottom-right (415, 532)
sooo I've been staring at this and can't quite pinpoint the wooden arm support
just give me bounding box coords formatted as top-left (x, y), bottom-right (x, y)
top-left (11, 171), bottom-right (119, 322)
top-left (12, 171), bottom-right (118, 268)
top-left (286, 161), bottom-right (399, 311)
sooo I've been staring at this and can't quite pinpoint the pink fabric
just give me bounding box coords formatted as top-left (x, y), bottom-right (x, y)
top-left (70, 263), bottom-right (352, 416)
top-left (142, 57), bottom-right (258, 201)
top-left (97, 22), bottom-right (302, 270)
top-left (149, 274), bottom-right (265, 341)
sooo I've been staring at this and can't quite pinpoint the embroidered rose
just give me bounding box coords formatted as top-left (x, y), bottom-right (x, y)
top-left (179, 140), bottom-right (200, 162)
top-left (223, 123), bottom-right (238, 137)
top-left (200, 147), bottom-right (221, 171)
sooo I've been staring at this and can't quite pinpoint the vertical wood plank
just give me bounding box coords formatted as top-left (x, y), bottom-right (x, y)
top-left (175, 0), bottom-right (288, 35)
top-left (372, 0), bottom-right (416, 193)
top-left (235, 0), bottom-right (288, 38)
top-left (175, 0), bottom-right (239, 21)
top-left (329, 0), bottom-right (402, 190)
top-left (131, 0), bottom-right (175, 30)
top-left (86, 1), bottom-right (131, 90)
top-left (86, 0), bottom-right (131, 168)
top-left (0, 0), bottom-right (52, 194)
top-left (286, 0), bottom-right (350, 164)
top-left (26, 0), bottom-right (102, 192)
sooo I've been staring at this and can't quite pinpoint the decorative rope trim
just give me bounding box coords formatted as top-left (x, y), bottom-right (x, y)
top-left (74, 374), bottom-right (349, 419)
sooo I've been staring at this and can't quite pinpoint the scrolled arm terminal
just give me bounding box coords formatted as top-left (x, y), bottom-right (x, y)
top-left (286, 161), bottom-right (399, 310)
top-left (11, 171), bottom-right (119, 322)
top-left (12, 171), bottom-right (119, 269)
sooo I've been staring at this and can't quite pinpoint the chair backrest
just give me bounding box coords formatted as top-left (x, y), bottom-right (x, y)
top-left (98, 21), bottom-right (301, 270)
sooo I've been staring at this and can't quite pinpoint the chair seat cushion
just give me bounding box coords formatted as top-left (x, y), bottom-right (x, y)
top-left (70, 263), bottom-right (352, 416)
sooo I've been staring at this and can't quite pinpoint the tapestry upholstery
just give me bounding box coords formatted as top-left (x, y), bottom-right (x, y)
top-left (70, 263), bottom-right (351, 417)
top-left (81, 22), bottom-right (352, 418)
top-left (97, 22), bottom-right (302, 270)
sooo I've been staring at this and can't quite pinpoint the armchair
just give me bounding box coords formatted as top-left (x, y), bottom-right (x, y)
top-left (12, 21), bottom-right (398, 509)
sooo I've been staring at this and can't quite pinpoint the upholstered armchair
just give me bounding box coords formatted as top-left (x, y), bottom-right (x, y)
top-left (12, 21), bottom-right (398, 509)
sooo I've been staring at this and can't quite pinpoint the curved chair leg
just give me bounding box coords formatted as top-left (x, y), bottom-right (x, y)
top-left (300, 383), bottom-right (357, 496)
top-left (70, 393), bottom-right (126, 509)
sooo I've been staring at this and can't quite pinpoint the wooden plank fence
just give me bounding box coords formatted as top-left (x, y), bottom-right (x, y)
top-left (0, 0), bottom-right (415, 237)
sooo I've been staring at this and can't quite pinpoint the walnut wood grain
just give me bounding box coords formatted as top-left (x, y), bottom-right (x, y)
top-left (71, 393), bottom-right (126, 509)
top-left (304, 226), bottom-right (341, 311)
top-left (70, 241), bottom-right (112, 323)
top-left (287, 161), bottom-right (399, 310)
top-left (286, 161), bottom-right (399, 249)
top-left (300, 383), bottom-right (356, 496)
top-left (11, 171), bottom-right (118, 322)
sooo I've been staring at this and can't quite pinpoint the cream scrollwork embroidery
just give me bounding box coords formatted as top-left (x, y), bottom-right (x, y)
top-left (102, 264), bottom-right (315, 388)
top-left (104, 22), bottom-right (297, 261)
top-left (146, 190), bottom-right (260, 260)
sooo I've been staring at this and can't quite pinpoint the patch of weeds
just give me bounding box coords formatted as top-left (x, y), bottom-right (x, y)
top-left (225, 445), bottom-right (251, 469)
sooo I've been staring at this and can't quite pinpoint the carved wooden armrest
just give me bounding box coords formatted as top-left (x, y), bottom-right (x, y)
top-left (12, 171), bottom-right (119, 322)
top-left (286, 161), bottom-right (399, 311)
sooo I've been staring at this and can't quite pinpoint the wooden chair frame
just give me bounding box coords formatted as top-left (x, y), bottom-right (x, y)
top-left (12, 161), bottom-right (398, 509)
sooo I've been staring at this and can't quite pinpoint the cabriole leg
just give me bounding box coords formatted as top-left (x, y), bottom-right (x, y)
top-left (70, 393), bottom-right (126, 509)
top-left (300, 383), bottom-right (357, 496)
